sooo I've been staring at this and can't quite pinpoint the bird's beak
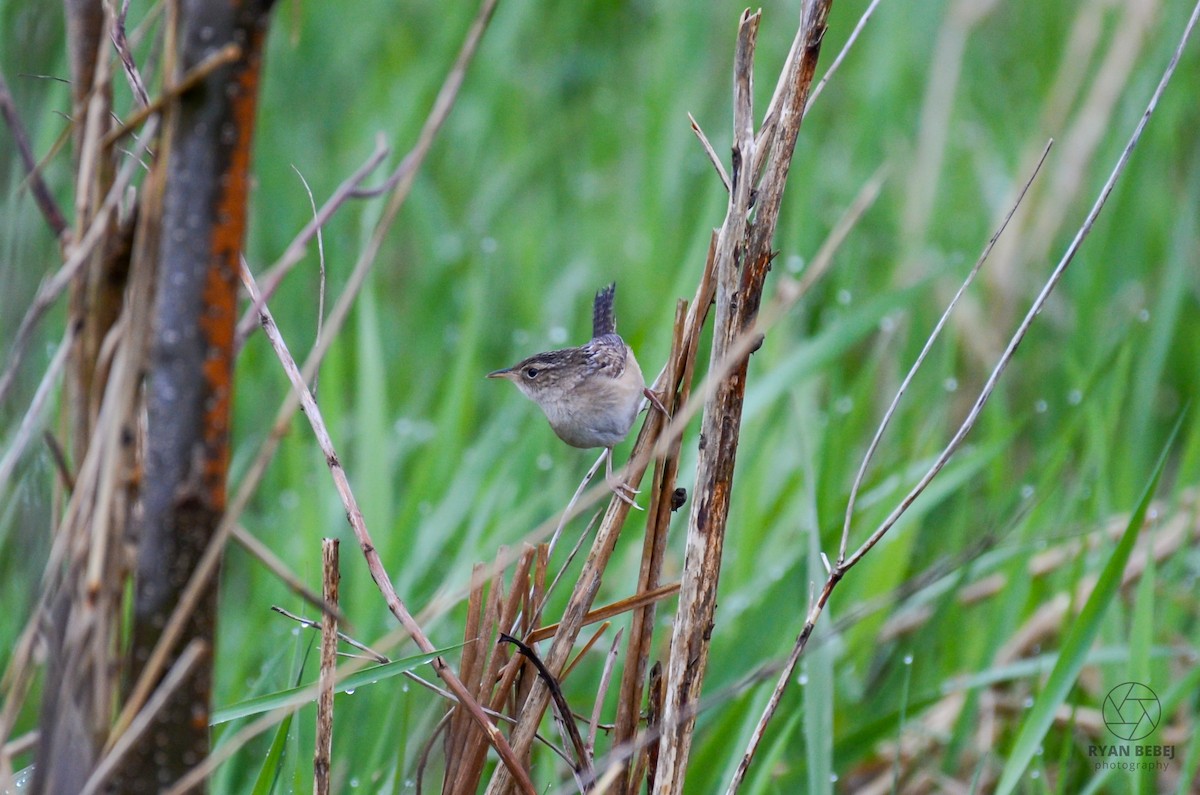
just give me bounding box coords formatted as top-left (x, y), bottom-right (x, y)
top-left (486, 368), bottom-right (513, 379)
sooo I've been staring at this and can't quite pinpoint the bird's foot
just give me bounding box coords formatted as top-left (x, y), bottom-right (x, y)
top-left (607, 475), bottom-right (643, 510)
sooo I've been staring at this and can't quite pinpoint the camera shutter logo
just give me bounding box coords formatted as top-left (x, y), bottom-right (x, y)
top-left (1102, 682), bottom-right (1160, 741)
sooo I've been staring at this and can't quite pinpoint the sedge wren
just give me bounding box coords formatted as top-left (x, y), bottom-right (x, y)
top-left (488, 283), bottom-right (668, 506)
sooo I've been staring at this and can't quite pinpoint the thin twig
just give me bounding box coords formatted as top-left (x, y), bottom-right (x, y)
top-left (236, 137), bottom-right (389, 347)
top-left (99, 43), bottom-right (241, 147)
top-left (0, 116), bottom-right (155, 411)
top-left (688, 112), bottom-right (730, 192)
top-left (587, 628), bottom-right (623, 756)
top-left (838, 141), bottom-right (1052, 564)
top-left (111, 0), bottom-right (150, 107)
top-left (727, 2), bottom-right (1200, 787)
top-left (804, 0), bottom-right (885, 116)
top-left (0, 70), bottom-right (69, 236)
top-left (847, 0), bottom-right (1191, 565)
top-left (547, 456), bottom-right (606, 561)
top-left (241, 264), bottom-right (535, 792)
top-left (271, 606), bottom-right (379, 660)
top-left (290, 164), bottom-right (327, 396)
top-left (538, 508), bottom-right (603, 621)
top-left (416, 711), bottom-right (453, 795)
top-left (0, 328), bottom-right (72, 494)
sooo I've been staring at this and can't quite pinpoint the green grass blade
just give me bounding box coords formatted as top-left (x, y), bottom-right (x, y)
top-left (212, 650), bottom-right (445, 725)
top-left (993, 414), bottom-right (1183, 795)
top-left (249, 710), bottom-right (294, 795)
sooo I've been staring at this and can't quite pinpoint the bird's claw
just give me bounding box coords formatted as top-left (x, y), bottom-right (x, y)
top-left (607, 476), bottom-right (643, 510)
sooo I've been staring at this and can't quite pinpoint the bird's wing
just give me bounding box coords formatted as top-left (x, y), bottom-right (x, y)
top-left (585, 334), bottom-right (627, 378)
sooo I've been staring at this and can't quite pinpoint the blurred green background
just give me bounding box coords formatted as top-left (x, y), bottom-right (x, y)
top-left (3, 0), bottom-right (1199, 792)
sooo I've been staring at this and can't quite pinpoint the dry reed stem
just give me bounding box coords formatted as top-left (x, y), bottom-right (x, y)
top-left (654, 13), bottom-right (762, 788)
top-left (728, 2), bottom-right (1200, 788)
top-left (234, 525), bottom-right (344, 622)
top-left (450, 546), bottom-right (536, 794)
top-left (239, 266), bottom-right (535, 792)
top-left (609, 300), bottom-right (689, 795)
top-left (526, 583), bottom-right (681, 644)
top-left (313, 539), bottom-right (339, 795)
top-left (0, 120), bottom-right (154, 410)
top-left (588, 628), bottom-right (624, 758)
top-left (446, 564), bottom-right (488, 784)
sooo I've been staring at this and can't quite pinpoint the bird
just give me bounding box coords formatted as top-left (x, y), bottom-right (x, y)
top-left (487, 283), bottom-right (669, 507)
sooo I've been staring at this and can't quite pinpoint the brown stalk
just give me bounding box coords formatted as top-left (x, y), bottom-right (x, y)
top-left (609, 300), bottom-right (690, 794)
top-left (653, 9), bottom-right (762, 786)
top-left (239, 266), bottom-right (535, 792)
top-left (313, 539), bottom-right (340, 795)
top-left (445, 564), bottom-right (488, 786)
top-left (448, 545), bottom-right (534, 794)
top-left (526, 582), bottom-right (681, 645)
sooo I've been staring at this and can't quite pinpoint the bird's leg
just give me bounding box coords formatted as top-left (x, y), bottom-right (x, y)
top-left (643, 386), bottom-right (671, 419)
top-left (605, 447), bottom-right (642, 510)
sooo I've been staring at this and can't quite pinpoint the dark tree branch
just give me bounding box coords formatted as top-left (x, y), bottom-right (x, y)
top-left (116, 0), bottom-right (277, 790)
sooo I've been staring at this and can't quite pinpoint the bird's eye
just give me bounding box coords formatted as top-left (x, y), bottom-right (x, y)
top-left (524, 367), bottom-right (540, 379)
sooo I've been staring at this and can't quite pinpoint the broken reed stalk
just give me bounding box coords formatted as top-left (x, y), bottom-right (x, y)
top-left (652, 3), bottom-right (833, 790)
top-left (448, 546), bottom-right (536, 795)
top-left (609, 298), bottom-right (690, 793)
top-left (313, 539), bottom-right (339, 795)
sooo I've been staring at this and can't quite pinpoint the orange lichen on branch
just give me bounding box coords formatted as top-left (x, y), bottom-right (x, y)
top-left (199, 26), bottom-right (268, 506)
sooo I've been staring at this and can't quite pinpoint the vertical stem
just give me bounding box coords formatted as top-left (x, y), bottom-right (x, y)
top-left (314, 539), bottom-right (340, 795)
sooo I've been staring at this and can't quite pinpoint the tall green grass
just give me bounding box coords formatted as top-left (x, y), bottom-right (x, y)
top-left (2, 0), bottom-right (1198, 791)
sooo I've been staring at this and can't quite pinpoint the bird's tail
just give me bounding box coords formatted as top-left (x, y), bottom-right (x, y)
top-left (592, 283), bottom-right (617, 338)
